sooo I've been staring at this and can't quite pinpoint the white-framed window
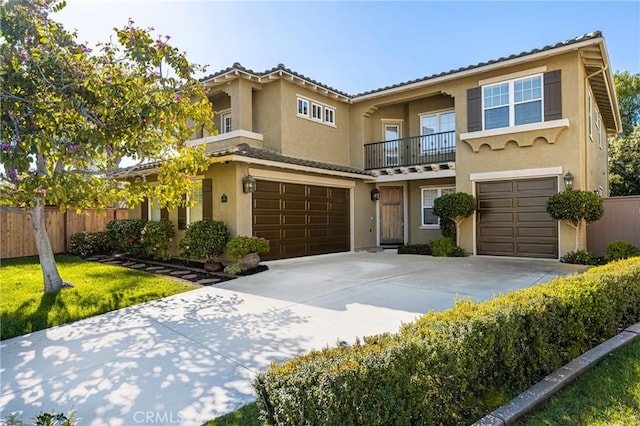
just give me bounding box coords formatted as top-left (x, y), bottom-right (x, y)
top-left (297, 97), bottom-right (309, 117)
top-left (220, 110), bottom-right (232, 134)
top-left (420, 110), bottom-right (455, 152)
top-left (421, 187), bottom-right (456, 227)
top-left (383, 122), bottom-right (401, 166)
top-left (588, 93), bottom-right (593, 139)
top-left (187, 179), bottom-right (203, 225)
top-left (483, 74), bottom-right (543, 130)
top-left (324, 107), bottom-right (335, 125)
top-left (594, 104), bottom-right (602, 148)
top-left (311, 103), bottom-right (323, 120)
top-left (296, 95), bottom-right (336, 127)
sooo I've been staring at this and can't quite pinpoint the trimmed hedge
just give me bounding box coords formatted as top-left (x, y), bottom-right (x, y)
top-left (68, 231), bottom-right (111, 256)
top-left (254, 257), bottom-right (640, 425)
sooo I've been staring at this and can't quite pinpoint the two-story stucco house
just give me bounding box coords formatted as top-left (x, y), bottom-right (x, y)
top-left (125, 31), bottom-right (620, 261)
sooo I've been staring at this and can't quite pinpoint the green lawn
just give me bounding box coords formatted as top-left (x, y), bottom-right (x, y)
top-left (516, 338), bottom-right (640, 425)
top-left (0, 255), bottom-right (196, 340)
top-left (203, 402), bottom-right (264, 426)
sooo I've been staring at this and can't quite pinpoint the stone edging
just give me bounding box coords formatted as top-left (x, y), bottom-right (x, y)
top-left (473, 322), bottom-right (640, 425)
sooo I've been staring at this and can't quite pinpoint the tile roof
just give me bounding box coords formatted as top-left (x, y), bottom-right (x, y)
top-left (114, 144), bottom-right (372, 177)
top-left (200, 31), bottom-right (604, 99)
top-left (214, 143), bottom-right (372, 176)
top-left (354, 31), bottom-right (604, 97)
top-left (201, 63), bottom-right (350, 98)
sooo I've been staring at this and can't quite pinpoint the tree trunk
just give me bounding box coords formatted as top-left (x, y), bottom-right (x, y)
top-left (29, 199), bottom-right (64, 293)
top-left (574, 221), bottom-right (581, 252)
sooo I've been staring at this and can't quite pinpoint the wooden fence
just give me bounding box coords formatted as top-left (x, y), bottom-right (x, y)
top-left (1, 207), bottom-right (128, 259)
top-left (587, 196), bottom-right (640, 256)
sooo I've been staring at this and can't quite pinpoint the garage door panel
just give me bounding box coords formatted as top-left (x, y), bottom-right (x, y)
top-left (282, 229), bottom-right (306, 239)
top-left (283, 214), bottom-right (306, 225)
top-left (516, 196), bottom-right (551, 208)
top-left (478, 241), bottom-right (515, 254)
top-left (477, 181), bottom-right (514, 194)
top-left (254, 214), bottom-right (281, 226)
top-left (254, 180), bottom-right (350, 260)
top-left (479, 198), bottom-right (513, 209)
top-left (517, 212), bottom-right (555, 223)
top-left (479, 226), bottom-right (514, 237)
top-left (282, 200), bottom-right (306, 211)
top-left (478, 177), bottom-right (557, 258)
top-left (517, 227), bottom-right (557, 237)
top-left (516, 243), bottom-right (558, 256)
top-left (256, 180), bottom-right (281, 193)
top-left (481, 212), bottom-right (514, 223)
top-left (516, 179), bottom-right (556, 192)
top-left (308, 201), bottom-right (329, 212)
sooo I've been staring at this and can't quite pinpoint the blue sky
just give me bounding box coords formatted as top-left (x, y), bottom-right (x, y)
top-left (56, 1), bottom-right (640, 95)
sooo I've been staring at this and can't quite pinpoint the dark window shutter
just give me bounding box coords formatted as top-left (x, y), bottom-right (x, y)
top-left (141, 198), bottom-right (149, 223)
top-left (202, 178), bottom-right (213, 220)
top-left (544, 70), bottom-right (562, 121)
top-left (160, 208), bottom-right (169, 220)
top-left (177, 195), bottom-right (187, 230)
top-left (467, 87), bottom-right (482, 132)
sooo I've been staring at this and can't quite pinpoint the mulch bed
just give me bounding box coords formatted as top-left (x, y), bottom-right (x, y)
top-left (83, 254), bottom-right (268, 286)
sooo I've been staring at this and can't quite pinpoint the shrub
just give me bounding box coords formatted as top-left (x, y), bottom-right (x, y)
top-left (429, 238), bottom-right (466, 257)
top-left (141, 220), bottom-right (175, 260)
top-left (254, 258), bottom-right (640, 425)
top-left (433, 192), bottom-right (476, 245)
top-left (223, 262), bottom-right (247, 276)
top-left (546, 190), bottom-right (604, 251)
top-left (560, 250), bottom-right (603, 265)
top-left (397, 244), bottom-right (431, 255)
top-left (605, 240), bottom-right (640, 262)
top-left (226, 235), bottom-right (270, 258)
top-left (179, 220), bottom-right (229, 262)
top-left (67, 231), bottom-right (111, 256)
top-left (105, 219), bottom-right (145, 256)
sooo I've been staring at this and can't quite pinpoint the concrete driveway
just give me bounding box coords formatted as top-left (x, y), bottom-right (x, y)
top-left (0, 252), bottom-right (585, 425)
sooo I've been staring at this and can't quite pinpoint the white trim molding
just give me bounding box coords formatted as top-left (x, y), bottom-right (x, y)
top-left (461, 119), bottom-right (569, 141)
top-left (470, 166), bottom-right (563, 181)
top-left (188, 130), bottom-right (264, 146)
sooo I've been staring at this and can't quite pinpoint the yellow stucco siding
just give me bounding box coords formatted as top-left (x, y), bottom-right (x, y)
top-left (278, 83), bottom-right (351, 165)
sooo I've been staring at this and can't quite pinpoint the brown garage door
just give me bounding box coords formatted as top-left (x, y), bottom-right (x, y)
top-left (252, 180), bottom-right (350, 260)
top-left (477, 177), bottom-right (558, 258)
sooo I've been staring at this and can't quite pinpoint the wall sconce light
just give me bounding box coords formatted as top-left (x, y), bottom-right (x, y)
top-left (563, 172), bottom-right (574, 190)
top-left (242, 175), bottom-right (257, 193)
top-left (221, 193), bottom-right (228, 203)
top-left (371, 188), bottom-right (380, 201)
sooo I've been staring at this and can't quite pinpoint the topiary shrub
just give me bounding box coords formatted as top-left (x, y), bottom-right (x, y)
top-left (433, 192), bottom-right (476, 245)
top-left (605, 240), bottom-right (640, 262)
top-left (68, 231), bottom-right (111, 256)
top-left (546, 190), bottom-right (604, 251)
top-left (179, 220), bottom-right (230, 262)
top-left (254, 258), bottom-right (640, 425)
top-left (141, 220), bottom-right (175, 260)
top-left (397, 244), bottom-right (431, 255)
top-left (105, 219), bottom-right (145, 256)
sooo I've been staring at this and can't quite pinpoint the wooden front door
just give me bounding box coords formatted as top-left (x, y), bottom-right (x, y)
top-left (380, 186), bottom-right (404, 245)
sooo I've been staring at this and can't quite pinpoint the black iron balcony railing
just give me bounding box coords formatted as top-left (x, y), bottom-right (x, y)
top-left (364, 131), bottom-right (456, 170)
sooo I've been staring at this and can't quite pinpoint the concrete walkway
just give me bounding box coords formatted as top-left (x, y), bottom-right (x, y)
top-left (0, 252), bottom-right (586, 425)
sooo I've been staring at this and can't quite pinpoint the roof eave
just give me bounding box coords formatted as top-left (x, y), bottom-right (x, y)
top-left (352, 37), bottom-right (605, 103)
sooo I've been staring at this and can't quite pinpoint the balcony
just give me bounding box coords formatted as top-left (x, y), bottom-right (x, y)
top-left (364, 131), bottom-right (456, 170)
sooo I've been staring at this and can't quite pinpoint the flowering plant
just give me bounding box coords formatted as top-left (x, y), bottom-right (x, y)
top-left (141, 219), bottom-right (175, 260)
top-left (226, 236), bottom-right (270, 258)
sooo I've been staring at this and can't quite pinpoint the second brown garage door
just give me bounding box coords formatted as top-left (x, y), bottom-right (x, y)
top-left (477, 177), bottom-right (558, 258)
top-left (252, 180), bottom-right (350, 261)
